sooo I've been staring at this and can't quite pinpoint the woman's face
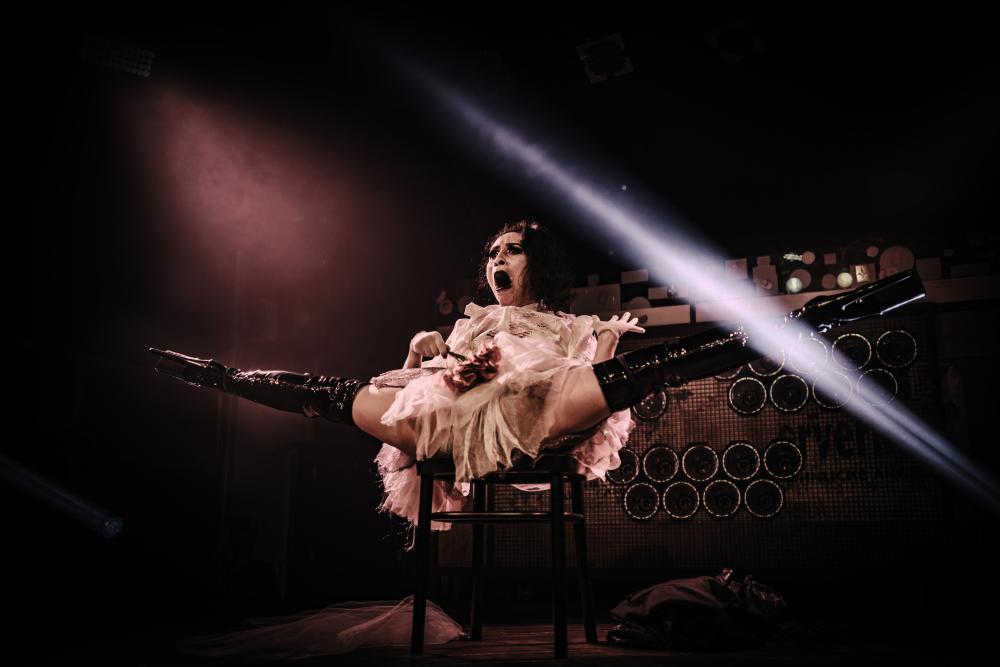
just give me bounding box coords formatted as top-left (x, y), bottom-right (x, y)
top-left (486, 231), bottom-right (533, 307)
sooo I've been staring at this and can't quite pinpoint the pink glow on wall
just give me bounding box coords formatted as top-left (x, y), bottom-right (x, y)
top-left (128, 86), bottom-right (360, 260)
top-left (114, 80), bottom-right (417, 377)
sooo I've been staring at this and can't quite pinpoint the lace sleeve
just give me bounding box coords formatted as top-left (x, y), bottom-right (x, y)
top-left (561, 313), bottom-right (597, 362)
top-left (445, 317), bottom-right (472, 357)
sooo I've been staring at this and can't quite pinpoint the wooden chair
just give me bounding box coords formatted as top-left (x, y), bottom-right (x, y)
top-left (409, 452), bottom-right (599, 659)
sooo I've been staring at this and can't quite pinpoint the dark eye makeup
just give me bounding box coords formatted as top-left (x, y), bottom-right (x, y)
top-left (487, 242), bottom-right (523, 260)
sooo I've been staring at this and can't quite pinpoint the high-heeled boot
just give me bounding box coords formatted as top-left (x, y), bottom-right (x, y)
top-left (149, 349), bottom-right (366, 426)
top-left (593, 269), bottom-right (925, 412)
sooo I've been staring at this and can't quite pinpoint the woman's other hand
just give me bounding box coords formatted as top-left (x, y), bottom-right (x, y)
top-left (592, 312), bottom-right (646, 341)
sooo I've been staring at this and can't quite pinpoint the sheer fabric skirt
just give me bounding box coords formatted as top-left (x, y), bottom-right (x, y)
top-left (372, 331), bottom-right (634, 531)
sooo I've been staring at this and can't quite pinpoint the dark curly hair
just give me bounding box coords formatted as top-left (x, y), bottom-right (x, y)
top-left (475, 220), bottom-right (575, 313)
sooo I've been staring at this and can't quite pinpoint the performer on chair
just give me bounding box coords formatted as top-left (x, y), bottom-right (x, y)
top-left (151, 219), bottom-right (924, 534)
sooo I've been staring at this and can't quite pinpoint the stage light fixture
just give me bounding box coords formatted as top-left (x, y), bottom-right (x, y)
top-left (80, 35), bottom-right (155, 78)
top-left (576, 33), bottom-right (633, 84)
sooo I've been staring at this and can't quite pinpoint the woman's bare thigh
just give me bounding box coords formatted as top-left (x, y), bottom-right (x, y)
top-left (545, 366), bottom-right (613, 439)
top-left (351, 367), bottom-right (610, 459)
top-left (350, 386), bottom-right (418, 458)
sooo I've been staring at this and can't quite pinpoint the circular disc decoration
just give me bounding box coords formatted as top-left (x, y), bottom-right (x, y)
top-left (857, 368), bottom-right (898, 406)
top-left (623, 482), bottom-right (659, 520)
top-left (878, 245), bottom-right (916, 278)
top-left (812, 372), bottom-right (854, 409)
top-left (745, 479), bottom-right (784, 518)
top-left (832, 333), bottom-right (872, 370)
top-left (729, 377), bottom-right (768, 415)
top-left (749, 350), bottom-right (785, 377)
top-left (789, 268), bottom-right (812, 290)
top-left (681, 444), bottom-right (719, 482)
top-left (769, 374), bottom-right (810, 412)
top-left (642, 446), bottom-right (680, 483)
top-left (607, 448), bottom-right (640, 485)
top-left (722, 441), bottom-right (761, 480)
top-left (763, 440), bottom-right (803, 479)
top-left (663, 481), bottom-right (700, 519)
top-left (633, 389), bottom-right (668, 421)
top-left (876, 330), bottom-right (918, 368)
top-left (713, 366), bottom-right (743, 381)
top-left (789, 336), bottom-right (828, 374)
top-left (703, 480), bottom-right (741, 518)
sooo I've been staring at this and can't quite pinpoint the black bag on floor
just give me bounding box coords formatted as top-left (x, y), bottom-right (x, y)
top-left (607, 568), bottom-right (788, 651)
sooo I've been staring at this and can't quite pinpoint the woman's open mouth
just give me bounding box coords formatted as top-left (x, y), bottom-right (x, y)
top-left (494, 271), bottom-right (512, 291)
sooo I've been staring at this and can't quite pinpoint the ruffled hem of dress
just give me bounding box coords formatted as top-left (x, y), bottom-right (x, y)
top-left (375, 444), bottom-right (471, 533)
top-left (373, 407), bottom-right (634, 542)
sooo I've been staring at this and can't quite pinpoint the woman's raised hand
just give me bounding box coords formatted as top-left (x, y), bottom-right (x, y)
top-left (592, 312), bottom-right (646, 340)
top-left (409, 330), bottom-right (448, 358)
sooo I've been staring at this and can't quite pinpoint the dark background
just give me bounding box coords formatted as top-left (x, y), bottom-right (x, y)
top-left (9, 2), bottom-right (998, 650)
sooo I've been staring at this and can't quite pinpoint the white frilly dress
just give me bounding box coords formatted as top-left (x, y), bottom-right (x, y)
top-left (372, 302), bottom-right (635, 533)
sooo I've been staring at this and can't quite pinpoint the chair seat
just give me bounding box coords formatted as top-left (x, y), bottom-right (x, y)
top-left (417, 452), bottom-right (586, 480)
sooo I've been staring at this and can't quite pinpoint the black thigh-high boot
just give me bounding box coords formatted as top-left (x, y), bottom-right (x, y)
top-left (592, 269), bottom-right (926, 412)
top-left (149, 349), bottom-right (366, 426)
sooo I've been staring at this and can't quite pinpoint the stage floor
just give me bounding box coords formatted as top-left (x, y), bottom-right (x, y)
top-left (9, 616), bottom-right (981, 666)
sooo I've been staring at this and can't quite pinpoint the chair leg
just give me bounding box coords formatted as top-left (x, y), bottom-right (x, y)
top-left (571, 476), bottom-right (598, 644)
top-left (430, 530), bottom-right (440, 598)
top-left (470, 478), bottom-right (486, 640)
top-left (411, 470), bottom-right (434, 654)
top-left (550, 473), bottom-right (567, 659)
